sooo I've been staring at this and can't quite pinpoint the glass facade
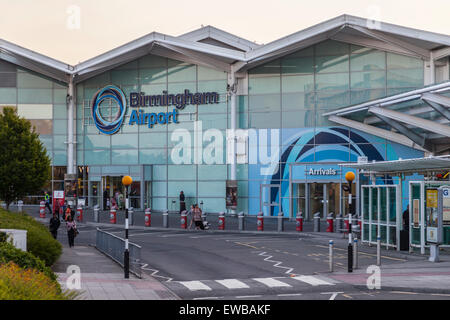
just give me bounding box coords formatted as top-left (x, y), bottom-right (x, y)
top-left (0, 39), bottom-right (428, 215)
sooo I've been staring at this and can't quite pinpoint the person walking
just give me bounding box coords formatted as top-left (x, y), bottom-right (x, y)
top-left (103, 189), bottom-right (109, 210)
top-left (402, 204), bottom-right (410, 231)
top-left (54, 200), bottom-right (60, 219)
top-left (49, 212), bottom-right (60, 239)
top-left (179, 191), bottom-right (186, 214)
top-left (66, 215), bottom-right (77, 248)
top-left (189, 204), bottom-right (204, 230)
top-left (44, 191), bottom-right (52, 214)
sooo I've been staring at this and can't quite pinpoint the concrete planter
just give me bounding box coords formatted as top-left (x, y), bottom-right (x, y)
top-left (0, 229), bottom-right (27, 251)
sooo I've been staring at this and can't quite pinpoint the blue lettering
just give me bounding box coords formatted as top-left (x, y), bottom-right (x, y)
top-left (130, 92), bottom-right (139, 107)
top-left (129, 110), bottom-right (139, 125)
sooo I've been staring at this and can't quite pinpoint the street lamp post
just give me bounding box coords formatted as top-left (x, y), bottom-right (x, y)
top-left (344, 171), bottom-right (355, 273)
top-left (122, 175), bottom-right (133, 279)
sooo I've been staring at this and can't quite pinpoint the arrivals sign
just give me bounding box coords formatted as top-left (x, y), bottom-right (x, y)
top-left (92, 85), bottom-right (219, 135)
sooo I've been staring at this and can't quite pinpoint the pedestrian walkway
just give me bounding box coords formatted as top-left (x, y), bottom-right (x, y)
top-left (329, 256), bottom-right (450, 294)
top-left (53, 245), bottom-right (179, 300)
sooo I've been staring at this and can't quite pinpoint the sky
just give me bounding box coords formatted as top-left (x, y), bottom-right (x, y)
top-left (0, 0), bottom-right (449, 65)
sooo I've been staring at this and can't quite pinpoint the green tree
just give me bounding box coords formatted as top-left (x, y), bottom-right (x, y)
top-left (0, 107), bottom-right (51, 209)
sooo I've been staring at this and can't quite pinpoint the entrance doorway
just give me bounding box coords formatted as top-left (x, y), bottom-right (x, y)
top-left (292, 182), bottom-right (341, 220)
top-left (102, 176), bottom-right (125, 210)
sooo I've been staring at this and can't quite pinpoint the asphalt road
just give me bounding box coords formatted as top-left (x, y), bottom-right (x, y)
top-left (39, 213), bottom-right (450, 301)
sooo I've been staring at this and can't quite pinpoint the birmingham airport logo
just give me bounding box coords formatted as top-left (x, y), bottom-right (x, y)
top-left (91, 85), bottom-right (127, 135)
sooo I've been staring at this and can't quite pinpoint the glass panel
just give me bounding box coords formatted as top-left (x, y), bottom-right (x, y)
top-left (198, 66), bottom-right (227, 80)
top-left (140, 68), bottom-right (167, 84)
top-left (85, 135), bottom-right (110, 149)
top-left (282, 110), bottom-right (315, 128)
top-left (29, 119), bottom-right (53, 135)
top-left (387, 69), bottom-right (424, 88)
top-left (316, 73), bottom-right (349, 91)
top-left (139, 149), bottom-right (167, 164)
top-left (248, 77), bottom-right (280, 94)
top-left (198, 181), bottom-right (225, 197)
top-left (281, 56), bottom-right (314, 75)
top-left (168, 64), bottom-right (196, 82)
top-left (0, 88), bottom-right (17, 103)
top-left (309, 183), bottom-right (324, 217)
top-left (327, 182), bottom-right (340, 215)
top-left (249, 111), bottom-right (281, 128)
top-left (249, 94), bottom-right (280, 112)
top-left (18, 89), bottom-right (52, 104)
top-left (17, 104), bottom-right (52, 119)
top-left (316, 40), bottom-right (349, 56)
top-left (350, 50), bottom-right (386, 71)
top-left (0, 73), bottom-right (16, 87)
top-left (350, 71), bottom-right (386, 89)
top-left (387, 53), bottom-right (423, 69)
top-left (112, 149), bottom-right (138, 165)
top-left (168, 165), bottom-right (196, 180)
top-left (281, 75), bottom-right (314, 93)
top-left (17, 72), bottom-right (53, 88)
top-left (139, 54), bottom-right (167, 68)
top-left (316, 55), bottom-right (349, 73)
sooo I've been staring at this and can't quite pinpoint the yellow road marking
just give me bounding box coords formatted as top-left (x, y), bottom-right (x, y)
top-left (234, 242), bottom-right (259, 249)
top-left (315, 245), bottom-right (406, 261)
top-left (390, 291), bottom-right (419, 295)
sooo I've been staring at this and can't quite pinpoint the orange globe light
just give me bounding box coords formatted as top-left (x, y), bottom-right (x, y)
top-left (345, 171), bottom-right (355, 183)
top-left (122, 175), bottom-right (133, 186)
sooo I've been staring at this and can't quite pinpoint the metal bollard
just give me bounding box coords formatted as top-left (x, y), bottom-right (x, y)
top-left (296, 212), bottom-right (303, 232)
top-left (313, 212), bottom-right (321, 232)
top-left (353, 237), bottom-right (358, 269)
top-left (129, 207), bottom-right (134, 226)
top-left (94, 205), bottom-right (99, 223)
top-left (257, 212), bottom-right (264, 231)
top-left (326, 213), bottom-right (334, 232)
top-left (377, 236), bottom-right (381, 266)
top-left (181, 211), bottom-right (187, 229)
top-left (238, 211), bottom-right (245, 231)
top-left (277, 212), bottom-right (284, 232)
top-left (218, 212), bottom-right (225, 230)
top-left (335, 213), bottom-right (343, 233)
top-left (163, 210), bottom-right (169, 228)
top-left (329, 240), bottom-right (334, 272)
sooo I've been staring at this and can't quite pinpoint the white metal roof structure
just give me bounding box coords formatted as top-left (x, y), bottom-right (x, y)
top-left (323, 81), bottom-right (450, 154)
top-left (2, 14), bottom-right (449, 83)
top-left (338, 155), bottom-right (450, 175)
top-left (1, 15), bottom-right (450, 155)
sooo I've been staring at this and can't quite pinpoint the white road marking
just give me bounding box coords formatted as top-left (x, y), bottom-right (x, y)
top-left (292, 276), bottom-right (334, 286)
top-left (216, 279), bottom-right (250, 289)
top-left (253, 277), bottom-right (292, 288)
top-left (179, 281), bottom-right (212, 291)
top-left (258, 252), bottom-right (294, 274)
top-left (236, 295), bottom-right (262, 299)
top-left (141, 263), bottom-right (173, 282)
top-left (321, 292), bottom-right (344, 300)
top-left (161, 233), bottom-right (193, 238)
top-left (193, 297), bottom-right (222, 300)
top-left (277, 293), bottom-right (302, 297)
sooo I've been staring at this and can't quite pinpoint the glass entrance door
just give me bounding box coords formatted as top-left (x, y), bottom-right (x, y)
top-left (309, 183), bottom-right (325, 219)
top-left (292, 182), bottom-right (342, 220)
top-left (101, 176), bottom-right (125, 210)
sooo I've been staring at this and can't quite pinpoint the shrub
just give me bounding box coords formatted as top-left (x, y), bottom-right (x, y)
top-left (0, 232), bottom-right (7, 243)
top-left (0, 262), bottom-right (72, 300)
top-left (0, 241), bottom-right (57, 282)
top-left (0, 209), bottom-right (62, 266)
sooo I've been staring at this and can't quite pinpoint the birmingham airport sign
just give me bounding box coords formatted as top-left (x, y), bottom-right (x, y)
top-left (91, 85), bottom-right (219, 135)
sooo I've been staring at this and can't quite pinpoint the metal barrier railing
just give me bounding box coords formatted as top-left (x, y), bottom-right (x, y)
top-left (95, 228), bottom-right (142, 278)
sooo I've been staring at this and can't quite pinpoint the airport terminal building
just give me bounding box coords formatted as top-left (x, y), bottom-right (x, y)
top-left (1, 14), bottom-right (449, 220)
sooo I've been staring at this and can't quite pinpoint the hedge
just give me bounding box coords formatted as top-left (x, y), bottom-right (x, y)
top-left (0, 209), bottom-right (62, 266)
top-left (0, 241), bottom-right (57, 282)
top-left (0, 262), bottom-right (74, 300)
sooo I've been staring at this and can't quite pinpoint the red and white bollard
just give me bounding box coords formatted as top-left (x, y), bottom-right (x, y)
top-left (39, 201), bottom-right (45, 218)
top-left (77, 206), bottom-right (83, 222)
top-left (218, 212), bottom-right (225, 230)
top-left (110, 208), bottom-right (116, 224)
top-left (326, 214), bottom-right (334, 233)
top-left (181, 211), bottom-right (187, 229)
top-left (296, 212), bottom-right (303, 232)
top-left (257, 212), bottom-right (264, 231)
top-left (144, 208), bottom-right (151, 227)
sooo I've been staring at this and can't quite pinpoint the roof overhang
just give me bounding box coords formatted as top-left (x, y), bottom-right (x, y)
top-left (339, 156), bottom-right (450, 175)
top-left (0, 38), bottom-right (71, 84)
top-left (323, 82), bottom-right (450, 155)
